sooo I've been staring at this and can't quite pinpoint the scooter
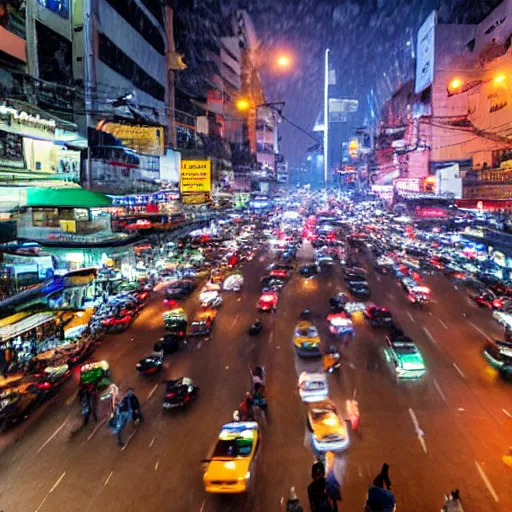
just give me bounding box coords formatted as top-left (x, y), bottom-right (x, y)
top-left (136, 355), bottom-right (163, 376)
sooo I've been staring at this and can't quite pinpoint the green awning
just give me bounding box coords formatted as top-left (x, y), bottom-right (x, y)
top-left (26, 188), bottom-right (112, 208)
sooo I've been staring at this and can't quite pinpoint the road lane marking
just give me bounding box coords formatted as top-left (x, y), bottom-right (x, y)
top-left (475, 461), bottom-right (499, 502)
top-left (407, 312), bottom-right (414, 322)
top-left (149, 436), bottom-right (155, 448)
top-left (121, 428), bottom-right (139, 451)
top-left (469, 321), bottom-right (493, 341)
top-left (87, 417), bottom-right (107, 441)
top-left (408, 408), bottom-right (427, 454)
top-left (269, 331), bottom-right (274, 344)
top-left (433, 379), bottom-right (447, 402)
top-left (37, 420), bottom-right (67, 453)
top-left (439, 319), bottom-right (449, 330)
top-left (503, 409), bottom-right (512, 418)
top-left (147, 383), bottom-right (159, 401)
top-left (422, 327), bottom-right (439, 347)
top-left (234, 314), bottom-right (240, 324)
top-left (155, 460), bottom-right (160, 471)
top-left (35, 472), bottom-right (66, 512)
top-left (453, 363), bottom-right (466, 379)
top-left (200, 500), bottom-right (206, 512)
top-left (376, 275), bottom-right (381, 282)
top-left (104, 470), bottom-right (113, 487)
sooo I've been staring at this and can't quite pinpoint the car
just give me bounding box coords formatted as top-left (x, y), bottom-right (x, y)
top-left (385, 335), bottom-right (426, 379)
top-left (269, 268), bottom-right (291, 279)
top-left (165, 280), bottom-right (195, 300)
top-left (223, 274), bottom-right (244, 291)
top-left (493, 310), bottom-right (512, 330)
top-left (307, 399), bottom-right (349, 452)
top-left (317, 254), bottom-right (334, 267)
top-left (159, 333), bottom-right (181, 354)
top-left (200, 290), bottom-right (223, 308)
top-left (343, 266), bottom-right (366, 281)
top-left (364, 306), bottom-right (393, 327)
top-left (163, 308), bottom-right (188, 337)
top-left (163, 377), bottom-right (199, 409)
top-left (188, 309), bottom-right (216, 336)
top-left (260, 276), bottom-right (285, 291)
top-left (400, 276), bottom-right (417, 292)
top-left (293, 321), bottom-right (321, 357)
top-left (202, 421), bottom-right (260, 494)
top-left (299, 263), bottom-right (320, 277)
top-left (483, 339), bottom-right (512, 374)
top-left (347, 280), bottom-right (370, 298)
top-left (298, 372), bottom-right (328, 402)
top-left (326, 312), bottom-right (353, 335)
top-left (258, 291), bottom-right (278, 311)
top-left (473, 291), bottom-right (504, 310)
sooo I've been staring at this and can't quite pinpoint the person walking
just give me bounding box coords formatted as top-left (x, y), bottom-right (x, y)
top-left (373, 463), bottom-right (391, 490)
top-left (78, 384), bottom-right (98, 426)
top-left (124, 388), bottom-right (143, 424)
top-left (325, 452), bottom-right (342, 512)
top-left (307, 461), bottom-right (333, 512)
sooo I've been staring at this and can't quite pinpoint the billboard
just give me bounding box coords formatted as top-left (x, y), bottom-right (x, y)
top-left (415, 10), bottom-right (437, 94)
top-left (96, 121), bottom-right (164, 156)
top-left (180, 160), bottom-right (211, 194)
top-left (328, 99), bottom-right (358, 122)
top-left (36, 0), bottom-right (69, 19)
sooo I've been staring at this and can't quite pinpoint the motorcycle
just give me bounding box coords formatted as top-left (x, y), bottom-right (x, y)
top-left (323, 348), bottom-right (341, 374)
top-left (248, 320), bottom-right (263, 335)
top-left (136, 355), bottom-right (163, 376)
top-left (442, 490), bottom-right (464, 512)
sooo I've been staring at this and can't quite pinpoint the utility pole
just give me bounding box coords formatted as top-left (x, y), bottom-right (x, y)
top-left (324, 49), bottom-right (330, 184)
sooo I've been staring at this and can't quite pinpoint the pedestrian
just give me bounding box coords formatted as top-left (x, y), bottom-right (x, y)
top-left (307, 461), bottom-right (333, 512)
top-left (325, 452), bottom-right (342, 511)
top-left (78, 384), bottom-right (98, 426)
top-left (124, 388), bottom-right (143, 424)
top-left (0, 349), bottom-right (8, 379)
top-left (110, 394), bottom-right (131, 447)
top-left (285, 486), bottom-right (304, 512)
top-left (373, 463), bottom-right (391, 490)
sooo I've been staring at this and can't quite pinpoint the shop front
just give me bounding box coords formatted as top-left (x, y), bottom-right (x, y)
top-left (0, 101), bottom-right (83, 188)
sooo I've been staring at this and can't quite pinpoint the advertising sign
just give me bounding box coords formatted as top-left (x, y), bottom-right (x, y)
top-left (0, 1), bottom-right (25, 38)
top-left (0, 130), bottom-right (25, 169)
top-left (328, 99), bottom-right (358, 122)
top-left (97, 121), bottom-right (164, 156)
top-left (435, 163), bottom-right (462, 198)
top-left (36, 0), bottom-right (69, 19)
top-left (415, 10), bottom-right (437, 94)
top-left (180, 160), bottom-right (211, 194)
top-left (181, 193), bottom-right (210, 205)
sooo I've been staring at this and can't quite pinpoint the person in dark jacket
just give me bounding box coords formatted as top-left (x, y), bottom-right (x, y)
top-left (308, 461), bottom-right (333, 512)
top-left (373, 463), bottom-right (391, 490)
top-left (78, 384), bottom-right (98, 426)
top-left (125, 388), bottom-right (143, 423)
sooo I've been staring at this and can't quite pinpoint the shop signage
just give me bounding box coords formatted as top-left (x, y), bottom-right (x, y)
top-left (415, 10), bottom-right (437, 94)
top-left (0, 130), bottom-right (25, 169)
top-left (181, 193), bottom-right (210, 205)
top-left (348, 139), bottom-right (359, 159)
top-left (0, 104), bottom-right (56, 134)
top-left (180, 160), bottom-right (211, 193)
top-left (96, 121), bottom-right (164, 156)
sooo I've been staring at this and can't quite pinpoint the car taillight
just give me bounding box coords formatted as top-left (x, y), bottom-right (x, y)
top-left (179, 331), bottom-right (184, 336)
top-left (38, 382), bottom-right (51, 390)
top-left (166, 393), bottom-right (176, 398)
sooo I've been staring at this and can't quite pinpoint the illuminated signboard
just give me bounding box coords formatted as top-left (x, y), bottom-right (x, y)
top-left (180, 160), bottom-right (211, 194)
top-left (97, 121), bottom-right (164, 156)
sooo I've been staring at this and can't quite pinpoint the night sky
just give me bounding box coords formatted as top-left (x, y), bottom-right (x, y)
top-left (236, 0), bottom-right (503, 166)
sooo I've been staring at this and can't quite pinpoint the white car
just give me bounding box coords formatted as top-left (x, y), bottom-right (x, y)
top-left (200, 290), bottom-right (223, 308)
top-left (298, 372), bottom-right (328, 403)
top-left (493, 310), bottom-right (512, 329)
top-left (223, 274), bottom-right (244, 292)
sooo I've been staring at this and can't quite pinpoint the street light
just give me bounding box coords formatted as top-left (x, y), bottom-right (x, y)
top-left (276, 54), bottom-right (291, 69)
top-left (236, 98), bottom-right (251, 112)
top-left (447, 72), bottom-right (508, 96)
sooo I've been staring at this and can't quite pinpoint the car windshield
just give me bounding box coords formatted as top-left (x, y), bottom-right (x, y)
top-left (393, 343), bottom-right (418, 355)
top-left (310, 407), bottom-right (335, 422)
top-left (212, 438), bottom-right (253, 458)
top-left (298, 326), bottom-right (317, 337)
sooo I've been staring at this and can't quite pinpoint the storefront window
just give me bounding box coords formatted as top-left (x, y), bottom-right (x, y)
top-left (32, 208), bottom-right (60, 227)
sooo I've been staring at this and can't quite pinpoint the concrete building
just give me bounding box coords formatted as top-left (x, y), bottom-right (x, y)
top-left (376, 3), bottom-right (512, 200)
top-left (73, 0), bottom-right (169, 193)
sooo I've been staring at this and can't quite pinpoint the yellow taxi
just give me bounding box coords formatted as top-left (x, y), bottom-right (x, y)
top-left (307, 399), bottom-right (349, 452)
top-left (293, 321), bottom-right (321, 357)
top-left (203, 421), bottom-right (260, 493)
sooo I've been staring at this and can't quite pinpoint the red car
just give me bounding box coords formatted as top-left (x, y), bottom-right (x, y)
top-left (258, 291), bottom-right (278, 312)
top-left (473, 292), bottom-right (504, 310)
top-left (270, 268), bottom-right (289, 279)
top-left (101, 315), bottom-right (133, 330)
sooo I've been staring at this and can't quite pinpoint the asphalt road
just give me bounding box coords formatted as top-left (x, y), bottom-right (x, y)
top-left (0, 242), bottom-right (511, 512)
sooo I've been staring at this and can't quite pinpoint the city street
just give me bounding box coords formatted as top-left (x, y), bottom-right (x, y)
top-left (0, 244), bottom-right (511, 512)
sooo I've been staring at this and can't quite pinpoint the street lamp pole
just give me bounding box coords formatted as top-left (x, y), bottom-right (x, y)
top-left (324, 49), bottom-right (330, 184)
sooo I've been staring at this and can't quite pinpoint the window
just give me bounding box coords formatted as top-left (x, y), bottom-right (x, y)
top-left (98, 33), bottom-right (165, 102)
top-left (32, 208), bottom-right (60, 228)
top-left (105, 0), bottom-right (165, 55)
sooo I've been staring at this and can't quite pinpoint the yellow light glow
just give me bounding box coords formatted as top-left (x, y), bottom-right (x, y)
top-left (494, 73), bottom-right (506, 85)
top-left (323, 417), bottom-right (337, 426)
top-left (236, 99), bottom-right (251, 111)
top-left (224, 461), bottom-right (236, 469)
top-left (449, 78), bottom-right (463, 91)
top-left (276, 55), bottom-right (291, 68)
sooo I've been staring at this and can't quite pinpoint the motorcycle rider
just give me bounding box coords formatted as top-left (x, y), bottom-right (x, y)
top-left (239, 392), bottom-right (254, 421)
top-left (323, 345), bottom-right (341, 373)
top-left (252, 382), bottom-right (267, 412)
